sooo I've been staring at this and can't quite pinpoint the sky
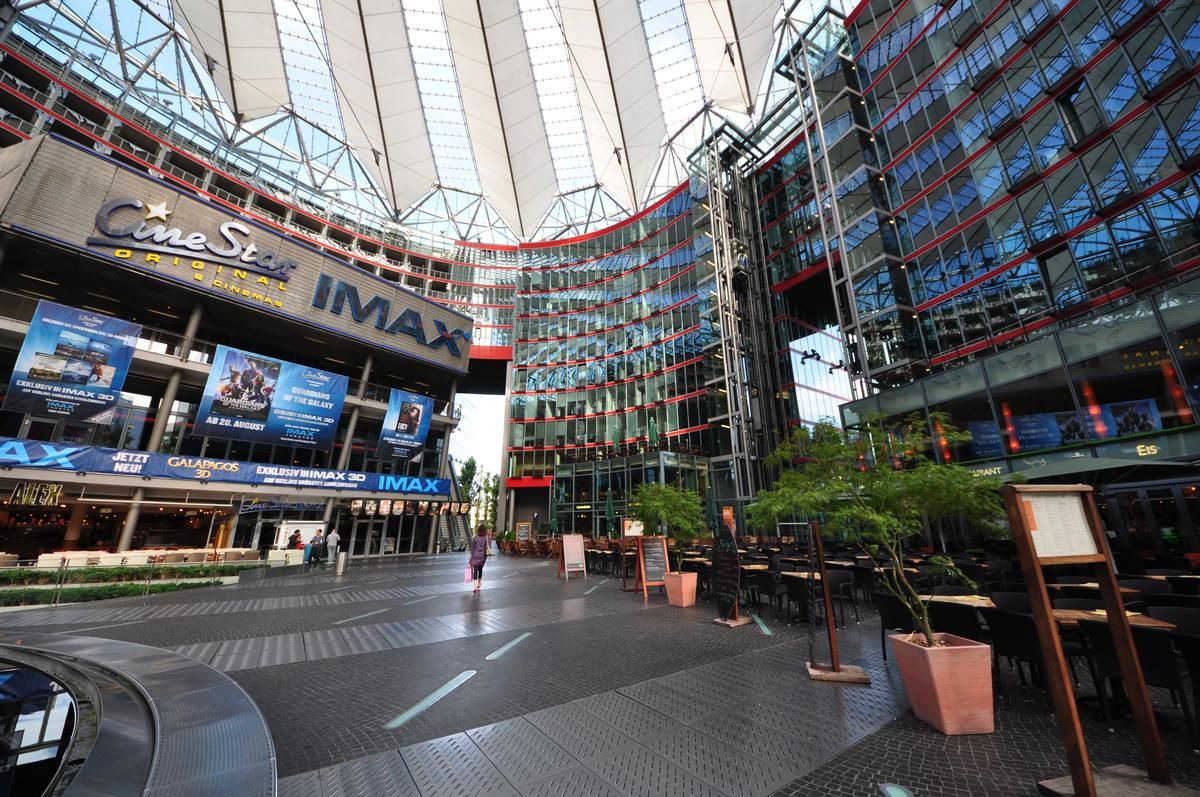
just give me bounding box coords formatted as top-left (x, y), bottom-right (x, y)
top-left (448, 392), bottom-right (505, 480)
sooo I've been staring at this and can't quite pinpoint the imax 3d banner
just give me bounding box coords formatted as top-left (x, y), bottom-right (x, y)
top-left (3, 301), bottom-right (141, 422)
top-left (0, 437), bottom-right (450, 495)
top-left (377, 389), bottom-right (434, 459)
top-left (194, 345), bottom-right (347, 448)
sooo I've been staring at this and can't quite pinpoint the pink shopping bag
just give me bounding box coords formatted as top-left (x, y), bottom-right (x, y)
top-left (464, 564), bottom-right (474, 583)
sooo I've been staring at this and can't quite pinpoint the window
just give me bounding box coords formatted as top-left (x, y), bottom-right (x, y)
top-left (1057, 80), bottom-right (1105, 145)
top-left (1040, 247), bottom-right (1085, 309)
top-left (986, 338), bottom-right (1083, 453)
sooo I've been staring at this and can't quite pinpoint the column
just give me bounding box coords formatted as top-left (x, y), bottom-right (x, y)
top-left (427, 377), bottom-right (458, 554)
top-left (323, 355), bottom-right (372, 525)
top-left (118, 304), bottom-right (203, 551)
top-left (61, 501), bottom-right (87, 551)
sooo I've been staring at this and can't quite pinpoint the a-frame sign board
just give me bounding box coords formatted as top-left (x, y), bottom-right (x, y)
top-left (1001, 484), bottom-right (1167, 797)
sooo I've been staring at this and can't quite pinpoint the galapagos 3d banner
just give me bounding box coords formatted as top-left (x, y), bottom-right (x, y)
top-left (194, 345), bottom-right (347, 448)
top-left (4, 301), bottom-right (141, 422)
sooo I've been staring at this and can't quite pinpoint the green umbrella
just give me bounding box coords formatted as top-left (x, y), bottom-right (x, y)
top-left (605, 488), bottom-right (616, 537)
top-left (706, 482), bottom-right (719, 537)
top-left (548, 481), bottom-right (561, 535)
top-left (648, 415), bottom-right (660, 448)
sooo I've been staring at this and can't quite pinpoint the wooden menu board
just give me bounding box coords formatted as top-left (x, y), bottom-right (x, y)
top-left (637, 536), bottom-right (669, 600)
top-left (516, 522), bottom-right (532, 542)
top-left (1002, 484), bottom-right (1166, 796)
top-left (711, 524), bottom-right (740, 622)
top-left (558, 533), bottom-right (586, 580)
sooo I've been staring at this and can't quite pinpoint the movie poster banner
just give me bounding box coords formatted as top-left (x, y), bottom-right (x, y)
top-left (378, 389), bottom-right (434, 458)
top-left (4, 301), bottom-right (141, 422)
top-left (194, 345), bottom-right (347, 448)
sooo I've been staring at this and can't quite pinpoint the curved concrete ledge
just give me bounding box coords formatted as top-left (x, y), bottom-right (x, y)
top-left (0, 632), bottom-right (276, 797)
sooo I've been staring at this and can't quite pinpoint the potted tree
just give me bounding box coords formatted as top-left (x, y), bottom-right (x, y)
top-left (630, 482), bottom-right (704, 607)
top-left (748, 413), bottom-right (1006, 735)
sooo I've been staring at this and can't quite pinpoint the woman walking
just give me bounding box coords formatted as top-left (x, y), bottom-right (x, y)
top-left (469, 525), bottom-right (489, 593)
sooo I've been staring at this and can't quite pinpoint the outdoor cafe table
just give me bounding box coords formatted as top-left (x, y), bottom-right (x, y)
top-left (919, 594), bottom-right (1175, 630)
top-left (1046, 582), bottom-right (1139, 595)
top-left (740, 564), bottom-right (770, 572)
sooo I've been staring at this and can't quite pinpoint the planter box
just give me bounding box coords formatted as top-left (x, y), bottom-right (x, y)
top-left (665, 571), bottom-right (697, 607)
top-left (889, 632), bottom-right (994, 735)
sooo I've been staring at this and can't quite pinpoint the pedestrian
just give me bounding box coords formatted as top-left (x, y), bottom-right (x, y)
top-left (307, 529), bottom-right (324, 569)
top-left (289, 530), bottom-right (303, 549)
top-left (469, 525), bottom-right (489, 593)
top-left (325, 527), bottom-right (340, 564)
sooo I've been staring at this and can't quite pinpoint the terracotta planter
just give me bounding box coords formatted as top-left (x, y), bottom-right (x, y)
top-left (888, 632), bottom-right (994, 735)
top-left (665, 571), bottom-right (697, 607)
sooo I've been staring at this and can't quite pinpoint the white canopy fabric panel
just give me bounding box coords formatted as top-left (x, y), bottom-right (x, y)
top-left (319, 0), bottom-right (437, 211)
top-left (443, 0), bottom-right (557, 237)
top-left (590, 0), bottom-right (668, 210)
top-left (557, 0), bottom-right (634, 211)
top-left (683, 0), bottom-right (781, 115)
top-left (726, 0), bottom-right (783, 112)
top-left (172, 0), bottom-right (291, 121)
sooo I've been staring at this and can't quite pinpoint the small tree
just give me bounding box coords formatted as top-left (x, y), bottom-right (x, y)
top-left (629, 482), bottom-right (704, 568)
top-left (747, 413), bottom-right (1005, 647)
top-left (482, 472), bottom-right (500, 530)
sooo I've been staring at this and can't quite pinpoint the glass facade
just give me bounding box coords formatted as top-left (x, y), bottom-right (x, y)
top-left (507, 188), bottom-right (716, 481)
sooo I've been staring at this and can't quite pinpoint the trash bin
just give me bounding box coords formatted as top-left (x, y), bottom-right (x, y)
top-left (335, 551), bottom-right (348, 576)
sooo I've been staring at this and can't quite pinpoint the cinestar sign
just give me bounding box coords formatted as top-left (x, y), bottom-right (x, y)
top-left (311, 275), bottom-right (470, 357)
top-left (88, 198), bottom-right (300, 281)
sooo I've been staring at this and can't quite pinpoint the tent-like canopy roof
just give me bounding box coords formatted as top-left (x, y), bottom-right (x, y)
top-left (171, 0), bottom-right (787, 237)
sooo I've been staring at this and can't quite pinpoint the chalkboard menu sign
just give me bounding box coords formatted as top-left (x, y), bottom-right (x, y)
top-left (711, 525), bottom-right (740, 621)
top-left (638, 537), bottom-right (669, 599)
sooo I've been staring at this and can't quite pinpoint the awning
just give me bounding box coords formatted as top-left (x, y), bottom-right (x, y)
top-left (1012, 456), bottom-right (1196, 482)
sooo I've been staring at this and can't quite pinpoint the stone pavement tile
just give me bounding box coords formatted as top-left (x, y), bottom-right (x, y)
top-left (466, 717), bottom-right (578, 786)
top-left (583, 742), bottom-right (728, 797)
top-left (400, 732), bottom-right (519, 797)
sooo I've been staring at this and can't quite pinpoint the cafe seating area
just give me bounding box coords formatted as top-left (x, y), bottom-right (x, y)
top-left (32, 548), bottom-right (265, 568)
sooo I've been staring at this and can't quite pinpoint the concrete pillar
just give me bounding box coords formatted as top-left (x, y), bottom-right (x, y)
top-left (427, 378), bottom-right (458, 554)
top-left (322, 355), bottom-right (371, 525)
top-left (117, 303), bottom-right (203, 552)
top-left (62, 501), bottom-right (87, 551)
top-left (116, 488), bottom-right (143, 552)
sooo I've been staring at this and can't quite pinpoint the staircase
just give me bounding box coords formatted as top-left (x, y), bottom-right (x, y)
top-left (438, 460), bottom-right (473, 552)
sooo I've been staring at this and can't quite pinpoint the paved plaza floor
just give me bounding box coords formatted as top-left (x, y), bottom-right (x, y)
top-left (5, 554), bottom-right (1200, 796)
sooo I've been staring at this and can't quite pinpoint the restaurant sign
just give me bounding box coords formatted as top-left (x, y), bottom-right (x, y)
top-left (9, 481), bottom-right (64, 507)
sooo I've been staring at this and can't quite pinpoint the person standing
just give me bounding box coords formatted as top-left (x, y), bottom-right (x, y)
top-left (306, 529), bottom-right (324, 569)
top-left (325, 527), bottom-right (340, 564)
top-left (469, 525), bottom-right (489, 593)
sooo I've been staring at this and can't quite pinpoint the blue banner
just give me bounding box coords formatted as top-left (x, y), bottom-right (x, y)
top-left (4, 301), bottom-right (141, 422)
top-left (194, 345), bottom-right (347, 448)
top-left (378, 389), bottom-right (434, 458)
top-left (0, 437), bottom-right (450, 495)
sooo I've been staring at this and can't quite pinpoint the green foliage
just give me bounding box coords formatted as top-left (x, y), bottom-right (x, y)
top-left (630, 482), bottom-right (704, 566)
top-left (457, 457), bottom-right (479, 505)
top-left (482, 472), bottom-right (500, 530)
top-left (0, 563), bottom-right (260, 586)
top-left (747, 413), bottom-right (1006, 646)
top-left (0, 580), bottom-right (219, 606)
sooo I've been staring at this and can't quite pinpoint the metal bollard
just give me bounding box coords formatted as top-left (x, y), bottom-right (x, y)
top-left (335, 551), bottom-right (348, 576)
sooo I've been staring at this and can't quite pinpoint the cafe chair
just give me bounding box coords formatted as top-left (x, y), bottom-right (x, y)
top-left (1167, 629), bottom-right (1200, 751)
top-left (1052, 598), bottom-right (1105, 610)
top-left (926, 600), bottom-right (987, 643)
top-left (977, 607), bottom-right (1045, 691)
top-left (1077, 620), bottom-right (1197, 749)
top-left (932, 585), bottom-right (975, 596)
top-left (1117, 578), bottom-right (1171, 595)
top-left (1147, 606), bottom-right (1200, 635)
top-left (872, 591), bottom-right (916, 661)
top-left (785, 576), bottom-right (811, 625)
top-left (754, 571), bottom-right (788, 620)
top-left (1055, 575), bottom-right (1095, 585)
top-left (825, 569), bottom-right (859, 626)
top-left (1144, 593), bottom-right (1200, 611)
top-left (1146, 569), bottom-right (1190, 577)
top-left (852, 565), bottom-right (878, 602)
top-left (1168, 577), bottom-right (1200, 597)
top-left (990, 592), bottom-right (1032, 613)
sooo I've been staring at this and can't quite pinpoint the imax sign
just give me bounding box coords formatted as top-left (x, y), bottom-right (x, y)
top-left (311, 275), bottom-right (470, 358)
